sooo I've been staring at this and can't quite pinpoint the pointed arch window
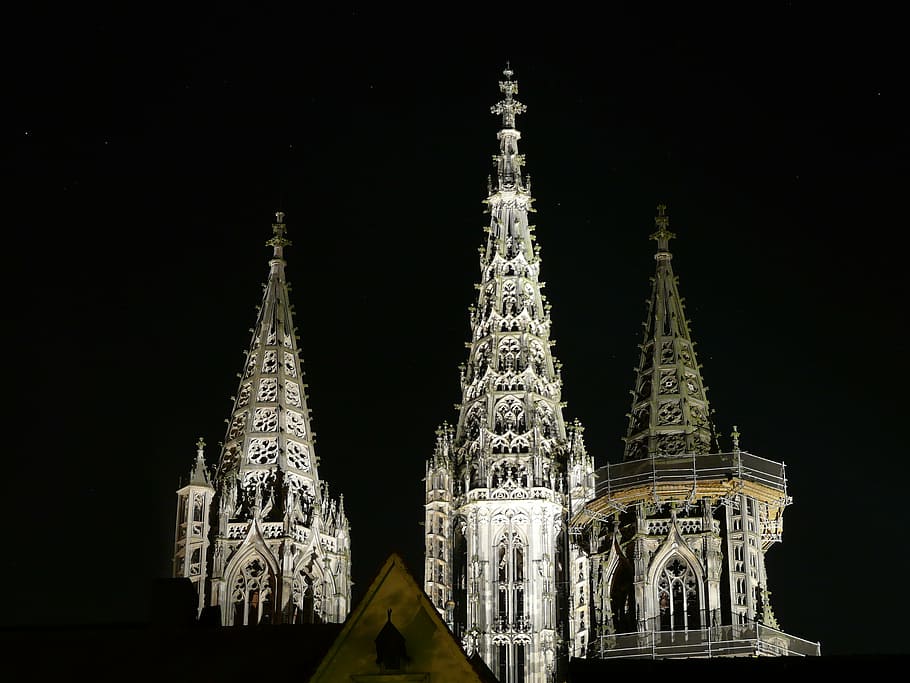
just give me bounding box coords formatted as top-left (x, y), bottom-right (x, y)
top-left (656, 557), bottom-right (700, 631)
top-left (495, 533), bottom-right (526, 630)
top-left (231, 557), bottom-right (275, 626)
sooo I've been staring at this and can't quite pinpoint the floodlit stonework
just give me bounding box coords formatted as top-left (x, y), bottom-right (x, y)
top-left (424, 67), bottom-right (818, 683)
top-left (173, 214), bottom-right (351, 627)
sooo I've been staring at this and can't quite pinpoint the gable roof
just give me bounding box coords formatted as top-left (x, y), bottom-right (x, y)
top-left (309, 552), bottom-right (498, 682)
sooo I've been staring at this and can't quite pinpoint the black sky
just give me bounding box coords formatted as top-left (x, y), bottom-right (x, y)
top-left (4, 2), bottom-right (906, 657)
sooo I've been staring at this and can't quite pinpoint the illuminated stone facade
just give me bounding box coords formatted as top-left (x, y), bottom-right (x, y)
top-left (424, 68), bottom-right (595, 683)
top-left (173, 214), bottom-right (351, 626)
top-left (425, 68), bottom-right (817, 682)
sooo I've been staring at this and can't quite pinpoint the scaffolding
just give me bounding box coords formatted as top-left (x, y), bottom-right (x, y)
top-left (572, 451), bottom-right (791, 531)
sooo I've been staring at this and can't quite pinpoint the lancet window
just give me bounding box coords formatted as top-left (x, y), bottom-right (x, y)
top-left (495, 532), bottom-right (526, 631)
top-left (291, 569), bottom-right (325, 624)
top-left (231, 557), bottom-right (275, 626)
top-left (656, 557), bottom-right (700, 631)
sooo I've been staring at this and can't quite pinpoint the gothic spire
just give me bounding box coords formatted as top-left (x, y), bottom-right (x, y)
top-left (214, 211), bottom-right (321, 519)
top-left (452, 65), bottom-right (568, 473)
top-left (622, 205), bottom-right (716, 460)
top-left (189, 437), bottom-right (211, 486)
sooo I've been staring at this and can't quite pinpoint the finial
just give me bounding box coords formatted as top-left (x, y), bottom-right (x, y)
top-left (650, 203), bottom-right (676, 258)
top-left (266, 210), bottom-right (292, 251)
top-left (196, 437), bottom-right (205, 451)
top-left (492, 65), bottom-right (525, 128)
top-left (731, 425), bottom-right (741, 453)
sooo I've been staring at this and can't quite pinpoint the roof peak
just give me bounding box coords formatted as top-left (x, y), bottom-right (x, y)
top-left (266, 210), bottom-right (291, 258)
top-left (491, 64), bottom-right (525, 130)
top-left (650, 203), bottom-right (676, 258)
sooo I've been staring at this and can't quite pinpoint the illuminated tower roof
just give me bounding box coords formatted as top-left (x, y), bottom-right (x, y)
top-left (174, 212), bottom-right (351, 627)
top-left (622, 205), bottom-right (716, 460)
top-left (424, 66), bottom-right (594, 683)
top-left (215, 211), bottom-right (325, 503)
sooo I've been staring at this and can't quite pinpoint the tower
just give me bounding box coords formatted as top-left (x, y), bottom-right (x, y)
top-left (571, 206), bottom-right (818, 658)
top-left (424, 67), bottom-right (594, 683)
top-left (172, 437), bottom-right (215, 615)
top-left (172, 212), bottom-right (351, 626)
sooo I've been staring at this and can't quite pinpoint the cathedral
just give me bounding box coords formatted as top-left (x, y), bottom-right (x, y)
top-left (170, 66), bottom-right (818, 681)
top-left (422, 67), bottom-right (819, 682)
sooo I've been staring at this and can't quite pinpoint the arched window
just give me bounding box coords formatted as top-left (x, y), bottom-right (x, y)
top-left (231, 557), bottom-right (274, 626)
top-left (657, 557), bottom-right (699, 631)
top-left (495, 533), bottom-right (526, 631)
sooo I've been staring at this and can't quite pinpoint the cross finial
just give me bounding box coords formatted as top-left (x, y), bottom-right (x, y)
top-left (650, 203), bottom-right (676, 256)
top-left (492, 65), bottom-right (525, 128)
top-left (196, 437), bottom-right (206, 451)
top-left (266, 210), bottom-right (292, 250)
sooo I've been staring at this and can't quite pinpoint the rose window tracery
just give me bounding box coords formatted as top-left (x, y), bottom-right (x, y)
top-left (237, 383), bottom-right (252, 407)
top-left (285, 382), bottom-right (301, 407)
top-left (248, 438), bottom-right (279, 464)
top-left (286, 440), bottom-right (311, 471)
top-left (245, 352), bottom-right (258, 377)
top-left (285, 410), bottom-right (307, 437)
top-left (253, 408), bottom-right (278, 432)
top-left (258, 378), bottom-right (278, 402)
top-left (285, 471), bottom-right (314, 498)
top-left (657, 433), bottom-right (685, 455)
top-left (658, 401), bottom-right (683, 424)
top-left (229, 412), bottom-right (247, 439)
top-left (262, 350), bottom-right (278, 373)
top-left (679, 345), bottom-right (693, 366)
top-left (659, 371), bottom-right (679, 394)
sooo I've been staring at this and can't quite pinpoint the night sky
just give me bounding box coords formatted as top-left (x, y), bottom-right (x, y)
top-left (6, 3), bottom-right (905, 657)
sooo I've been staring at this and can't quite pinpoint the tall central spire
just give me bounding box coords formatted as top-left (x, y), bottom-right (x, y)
top-left (424, 66), bottom-right (593, 683)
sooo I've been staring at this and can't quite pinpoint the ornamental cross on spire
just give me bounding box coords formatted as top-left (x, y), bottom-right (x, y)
top-left (266, 210), bottom-right (292, 250)
top-left (650, 203), bottom-right (676, 254)
top-left (491, 64), bottom-right (526, 128)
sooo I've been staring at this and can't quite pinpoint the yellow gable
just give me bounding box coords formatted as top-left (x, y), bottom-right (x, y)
top-left (310, 553), bottom-right (497, 682)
